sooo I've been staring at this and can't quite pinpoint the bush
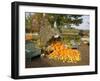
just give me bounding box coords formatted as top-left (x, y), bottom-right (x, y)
top-left (62, 35), bottom-right (81, 48)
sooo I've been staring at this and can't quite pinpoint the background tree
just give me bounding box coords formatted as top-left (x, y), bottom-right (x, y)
top-left (25, 13), bottom-right (33, 33)
top-left (47, 14), bottom-right (83, 32)
top-left (25, 13), bottom-right (43, 33)
top-left (25, 13), bottom-right (83, 33)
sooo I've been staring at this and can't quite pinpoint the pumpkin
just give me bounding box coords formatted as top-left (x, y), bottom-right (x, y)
top-left (47, 41), bottom-right (81, 63)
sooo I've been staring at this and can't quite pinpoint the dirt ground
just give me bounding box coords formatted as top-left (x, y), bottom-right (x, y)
top-left (26, 43), bottom-right (89, 68)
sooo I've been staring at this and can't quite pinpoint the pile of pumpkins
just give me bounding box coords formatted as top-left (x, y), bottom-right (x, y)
top-left (47, 41), bottom-right (81, 63)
